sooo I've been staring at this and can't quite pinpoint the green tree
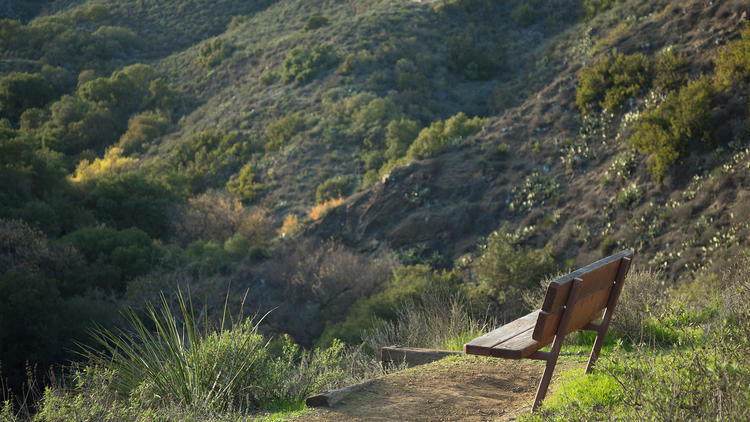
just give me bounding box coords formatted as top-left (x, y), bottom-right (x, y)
top-left (82, 174), bottom-right (178, 238)
top-left (0, 72), bottom-right (55, 121)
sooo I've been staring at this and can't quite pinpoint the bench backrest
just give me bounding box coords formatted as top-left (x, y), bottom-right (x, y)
top-left (532, 250), bottom-right (633, 342)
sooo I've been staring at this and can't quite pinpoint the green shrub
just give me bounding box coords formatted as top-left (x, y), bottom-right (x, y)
top-left (471, 224), bottom-right (557, 305)
top-left (0, 129), bottom-right (66, 208)
top-left (653, 48), bottom-right (689, 92)
top-left (117, 110), bottom-right (170, 154)
top-left (60, 226), bottom-right (159, 293)
top-left (363, 150), bottom-right (385, 171)
top-left (197, 38), bottom-right (235, 68)
top-left (406, 112), bottom-right (483, 160)
top-left (315, 175), bottom-right (353, 203)
top-left (630, 76), bottom-right (715, 180)
top-left (512, 3), bottom-right (537, 27)
top-left (85, 291), bottom-right (351, 413)
top-left (350, 97), bottom-right (399, 149)
top-left (714, 24), bottom-right (750, 91)
top-left (338, 53), bottom-right (358, 75)
top-left (447, 28), bottom-right (502, 80)
top-left (82, 173), bottom-right (178, 238)
top-left (0, 72), bottom-right (55, 121)
top-left (576, 52), bottom-right (650, 114)
top-left (92, 25), bottom-right (139, 53)
top-left (303, 15), bottom-right (330, 31)
top-left (282, 44), bottom-right (339, 83)
top-left (165, 130), bottom-right (253, 191)
top-left (582, 0), bottom-right (620, 20)
top-left (226, 163), bottom-right (263, 203)
top-left (614, 182), bottom-right (642, 209)
top-left (394, 58), bottom-right (428, 92)
top-left (258, 69), bottom-right (280, 85)
top-left (265, 114), bottom-right (303, 151)
top-left (319, 265), bottom-right (460, 346)
top-left (385, 118), bottom-right (419, 160)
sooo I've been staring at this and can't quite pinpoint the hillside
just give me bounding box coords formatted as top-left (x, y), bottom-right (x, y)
top-left (1, 0), bottom-right (749, 420)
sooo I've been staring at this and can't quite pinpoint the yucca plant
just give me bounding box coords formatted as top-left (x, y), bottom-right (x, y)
top-left (84, 290), bottom-right (271, 412)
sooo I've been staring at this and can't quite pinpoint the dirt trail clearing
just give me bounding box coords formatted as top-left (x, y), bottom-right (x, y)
top-left (291, 355), bottom-right (581, 422)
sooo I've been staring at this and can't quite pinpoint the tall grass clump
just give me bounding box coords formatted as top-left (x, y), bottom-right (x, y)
top-left (74, 291), bottom-right (350, 414)
top-left (362, 290), bottom-right (493, 353)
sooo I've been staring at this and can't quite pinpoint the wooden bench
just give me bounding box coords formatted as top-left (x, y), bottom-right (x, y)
top-left (464, 250), bottom-right (633, 410)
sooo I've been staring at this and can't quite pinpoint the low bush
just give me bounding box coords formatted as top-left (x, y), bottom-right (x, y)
top-left (165, 130), bottom-right (253, 192)
top-left (172, 190), bottom-right (271, 245)
top-left (265, 114), bottom-right (303, 151)
top-left (315, 176), bottom-right (352, 204)
top-left (303, 15), bottom-right (329, 31)
top-left (282, 44), bottom-right (339, 83)
top-left (653, 48), bottom-right (689, 92)
top-left (60, 225), bottom-right (159, 293)
top-left (319, 265), bottom-right (459, 346)
top-left (447, 28), bottom-right (503, 80)
top-left (75, 292), bottom-right (354, 414)
top-left (471, 225), bottom-right (557, 307)
top-left (226, 163), bottom-right (263, 203)
top-left (576, 52), bottom-right (650, 114)
top-left (117, 111), bottom-right (170, 154)
top-left (406, 112), bottom-right (483, 160)
top-left (70, 147), bottom-right (139, 183)
top-left (630, 76), bottom-right (715, 180)
top-left (512, 3), bottom-right (537, 27)
top-left (582, 0), bottom-right (620, 20)
top-left (613, 182), bottom-right (642, 209)
top-left (196, 38), bottom-right (235, 68)
top-left (714, 24), bottom-right (750, 91)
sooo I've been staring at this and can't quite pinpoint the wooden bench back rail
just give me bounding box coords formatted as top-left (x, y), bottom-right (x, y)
top-left (533, 250), bottom-right (633, 342)
top-left (463, 249), bottom-right (633, 411)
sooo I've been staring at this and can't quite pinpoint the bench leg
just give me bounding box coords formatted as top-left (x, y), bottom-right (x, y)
top-left (533, 355), bottom-right (558, 410)
top-left (532, 277), bottom-right (584, 411)
top-left (585, 257), bottom-right (631, 374)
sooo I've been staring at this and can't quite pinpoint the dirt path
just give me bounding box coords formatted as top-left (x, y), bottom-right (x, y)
top-left (290, 355), bottom-right (581, 422)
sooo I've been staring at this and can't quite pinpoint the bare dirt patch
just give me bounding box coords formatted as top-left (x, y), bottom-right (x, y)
top-left (290, 355), bottom-right (581, 422)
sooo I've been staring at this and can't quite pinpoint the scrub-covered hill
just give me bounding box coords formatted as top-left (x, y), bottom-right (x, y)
top-left (1, 0), bottom-right (749, 419)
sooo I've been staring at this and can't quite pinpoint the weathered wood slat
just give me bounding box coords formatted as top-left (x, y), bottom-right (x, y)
top-left (380, 346), bottom-right (463, 367)
top-left (533, 286), bottom-right (611, 341)
top-left (464, 324), bottom-right (549, 359)
top-left (306, 377), bottom-right (381, 407)
top-left (541, 250), bottom-right (633, 313)
top-left (463, 310), bottom-right (540, 349)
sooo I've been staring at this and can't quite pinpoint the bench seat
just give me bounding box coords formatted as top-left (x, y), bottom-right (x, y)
top-left (463, 310), bottom-right (550, 359)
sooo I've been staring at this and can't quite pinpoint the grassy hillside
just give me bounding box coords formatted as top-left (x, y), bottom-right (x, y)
top-left (1, 0), bottom-right (749, 419)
